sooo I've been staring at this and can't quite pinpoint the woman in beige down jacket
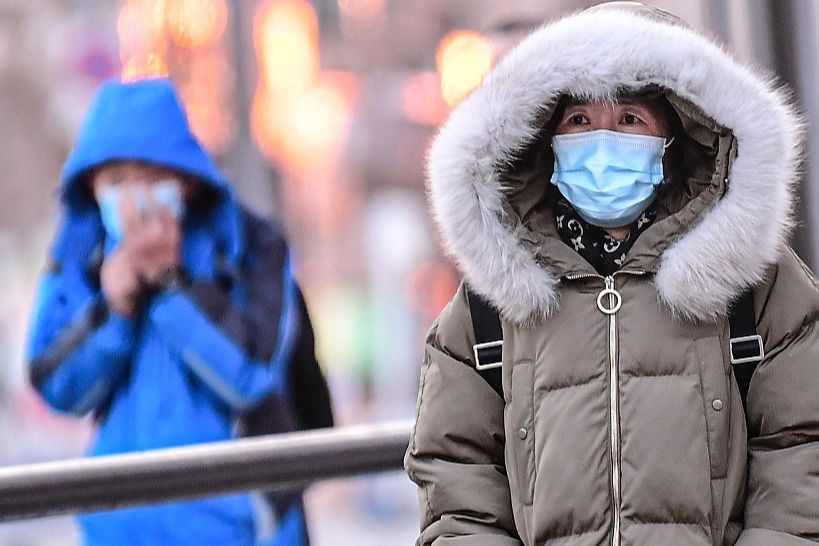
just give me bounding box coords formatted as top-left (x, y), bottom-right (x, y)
top-left (405, 2), bottom-right (819, 545)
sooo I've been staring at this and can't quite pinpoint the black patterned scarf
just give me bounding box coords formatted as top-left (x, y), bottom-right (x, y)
top-left (553, 196), bottom-right (658, 276)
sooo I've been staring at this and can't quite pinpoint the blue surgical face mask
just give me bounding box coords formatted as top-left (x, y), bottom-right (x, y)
top-left (96, 180), bottom-right (185, 243)
top-left (550, 129), bottom-right (669, 228)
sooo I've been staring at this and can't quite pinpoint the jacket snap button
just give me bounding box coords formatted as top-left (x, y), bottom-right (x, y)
top-left (712, 399), bottom-right (724, 411)
top-left (517, 428), bottom-right (528, 440)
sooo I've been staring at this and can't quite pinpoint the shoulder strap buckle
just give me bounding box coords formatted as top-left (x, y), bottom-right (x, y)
top-left (473, 340), bottom-right (503, 370)
top-left (729, 334), bottom-right (764, 365)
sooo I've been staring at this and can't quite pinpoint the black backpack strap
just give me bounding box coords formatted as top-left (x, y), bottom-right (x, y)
top-left (728, 288), bottom-right (763, 416)
top-left (287, 287), bottom-right (335, 430)
top-left (465, 286), bottom-right (503, 398)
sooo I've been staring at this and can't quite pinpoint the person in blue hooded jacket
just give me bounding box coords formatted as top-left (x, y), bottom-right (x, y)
top-left (25, 77), bottom-right (333, 546)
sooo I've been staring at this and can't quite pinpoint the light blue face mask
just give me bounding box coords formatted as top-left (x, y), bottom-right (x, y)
top-left (97, 180), bottom-right (185, 243)
top-left (550, 129), bottom-right (669, 228)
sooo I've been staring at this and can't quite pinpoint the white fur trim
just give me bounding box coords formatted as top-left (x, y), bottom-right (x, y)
top-left (428, 5), bottom-right (804, 324)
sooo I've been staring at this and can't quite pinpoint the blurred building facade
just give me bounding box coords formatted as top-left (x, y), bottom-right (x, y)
top-left (1, 0), bottom-right (819, 544)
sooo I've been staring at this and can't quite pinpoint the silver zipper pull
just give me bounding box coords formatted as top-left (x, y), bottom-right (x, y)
top-left (597, 276), bottom-right (622, 315)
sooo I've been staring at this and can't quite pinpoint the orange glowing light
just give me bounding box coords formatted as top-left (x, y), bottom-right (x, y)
top-left (149, 0), bottom-right (168, 31)
top-left (183, 85), bottom-right (234, 152)
top-left (183, 53), bottom-right (234, 152)
top-left (254, 0), bottom-right (319, 94)
top-left (292, 77), bottom-right (352, 151)
top-left (121, 54), bottom-right (170, 81)
top-left (402, 71), bottom-right (450, 126)
top-left (338, 0), bottom-right (385, 20)
top-left (251, 72), bottom-right (357, 175)
top-left (281, 85), bottom-right (349, 173)
top-left (118, 0), bottom-right (166, 60)
top-left (188, 49), bottom-right (230, 90)
top-left (436, 30), bottom-right (492, 107)
top-left (166, 0), bottom-right (228, 49)
top-left (250, 89), bottom-right (280, 161)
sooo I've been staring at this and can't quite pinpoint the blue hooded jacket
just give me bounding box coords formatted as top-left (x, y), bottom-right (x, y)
top-left (27, 78), bottom-right (311, 546)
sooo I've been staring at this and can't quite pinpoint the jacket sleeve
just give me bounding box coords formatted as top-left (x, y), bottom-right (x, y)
top-left (736, 247), bottom-right (819, 545)
top-left (27, 262), bottom-right (137, 415)
top-left (146, 216), bottom-right (300, 412)
top-left (405, 284), bottom-right (522, 545)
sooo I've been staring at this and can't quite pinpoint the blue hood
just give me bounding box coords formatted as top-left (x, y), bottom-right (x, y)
top-left (51, 77), bottom-right (244, 273)
top-left (60, 77), bottom-right (229, 200)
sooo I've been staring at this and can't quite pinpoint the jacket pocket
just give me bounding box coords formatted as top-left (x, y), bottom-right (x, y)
top-left (693, 336), bottom-right (731, 479)
top-left (505, 360), bottom-right (535, 506)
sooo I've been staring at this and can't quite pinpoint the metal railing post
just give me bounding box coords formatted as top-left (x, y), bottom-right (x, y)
top-left (0, 420), bottom-right (414, 522)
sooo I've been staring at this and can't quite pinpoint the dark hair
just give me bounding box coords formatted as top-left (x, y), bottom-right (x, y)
top-left (650, 95), bottom-right (715, 214)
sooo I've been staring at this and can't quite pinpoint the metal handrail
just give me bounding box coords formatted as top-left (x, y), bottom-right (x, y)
top-left (0, 419), bottom-right (414, 523)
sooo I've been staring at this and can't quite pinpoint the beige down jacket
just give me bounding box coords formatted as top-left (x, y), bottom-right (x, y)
top-left (405, 3), bottom-right (819, 546)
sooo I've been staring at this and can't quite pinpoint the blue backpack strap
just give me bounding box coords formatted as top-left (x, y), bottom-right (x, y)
top-left (728, 287), bottom-right (763, 429)
top-left (465, 286), bottom-right (503, 398)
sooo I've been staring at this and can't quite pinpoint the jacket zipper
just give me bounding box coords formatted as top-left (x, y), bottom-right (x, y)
top-left (565, 270), bottom-right (645, 546)
top-left (604, 275), bottom-right (622, 546)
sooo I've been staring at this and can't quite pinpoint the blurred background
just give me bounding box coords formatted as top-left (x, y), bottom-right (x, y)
top-left (1, 0), bottom-right (818, 544)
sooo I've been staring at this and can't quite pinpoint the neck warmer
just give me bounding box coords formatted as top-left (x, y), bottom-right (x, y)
top-left (553, 195), bottom-right (658, 276)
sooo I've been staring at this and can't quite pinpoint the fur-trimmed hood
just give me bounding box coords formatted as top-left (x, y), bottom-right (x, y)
top-left (427, 1), bottom-right (804, 325)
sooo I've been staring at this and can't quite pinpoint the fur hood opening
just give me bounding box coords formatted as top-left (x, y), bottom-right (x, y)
top-left (427, 1), bottom-right (805, 325)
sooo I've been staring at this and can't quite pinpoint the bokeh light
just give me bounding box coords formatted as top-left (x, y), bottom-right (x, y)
top-left (401, 71), bottom-right (449, 126)
top-left (117, 0), bottom-right (234, 152)
top-left (254, 0), bottom-right (320, 96)
top-left (436, 30), bottom-right (492, 107)
top-left (252, 69), bottom-right (356, 175)
top-left (184, 52), bottom-right (234, 151)
top-left (166, 0), bottom-right (228, 49)
top-left (121, 54), bottom-right (169, 81)
top-left (252, 0), bottom-right (357, 175)
top-left (290, 74), bottom-right (354, 153)
top-left (118, 0), bottom-right (165, 62)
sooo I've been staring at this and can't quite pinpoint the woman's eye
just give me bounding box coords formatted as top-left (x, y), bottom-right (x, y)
top-left (622, 113), bottom-right (641, 124)
top-left (569, 114), bottom-right (587, 125)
